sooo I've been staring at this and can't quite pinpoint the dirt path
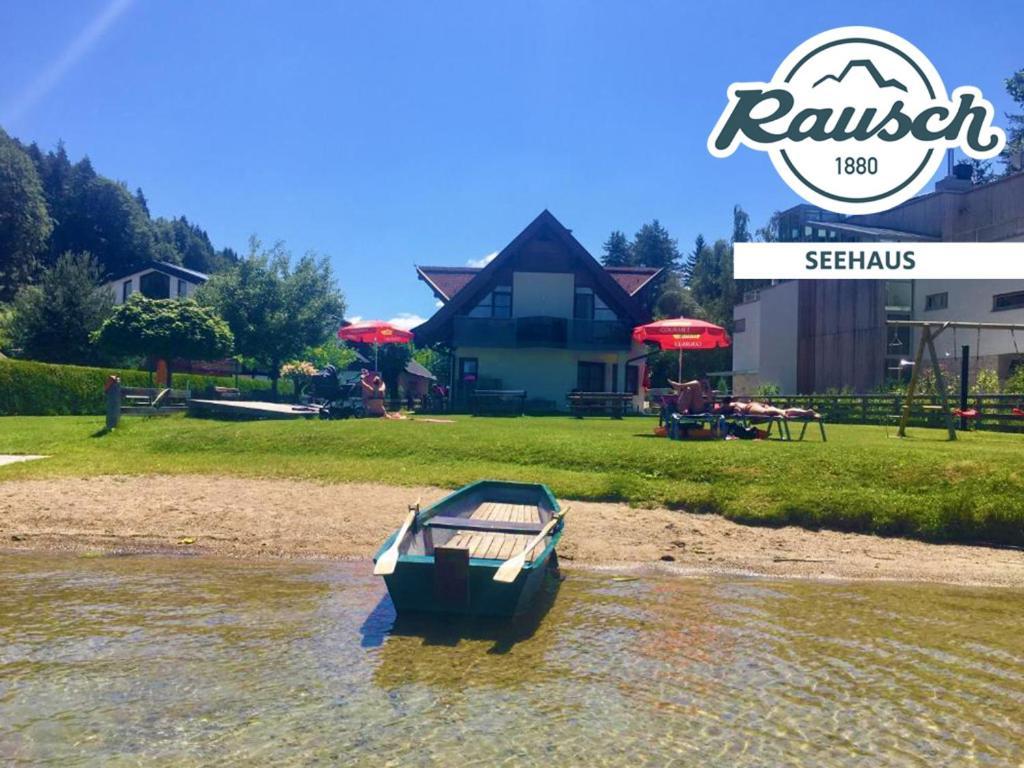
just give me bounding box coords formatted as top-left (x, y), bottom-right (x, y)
top-left (2, 475), bottom-right (1023, 587)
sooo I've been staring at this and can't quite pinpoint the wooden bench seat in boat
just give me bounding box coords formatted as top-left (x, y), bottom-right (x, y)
top-left (437, 501), bottom-right (545, 561)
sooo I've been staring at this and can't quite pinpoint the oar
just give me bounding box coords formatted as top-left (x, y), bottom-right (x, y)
top-left (373, 498), bottom-right (421, 576)
top-left (493, 507), bottom-right (570, 584)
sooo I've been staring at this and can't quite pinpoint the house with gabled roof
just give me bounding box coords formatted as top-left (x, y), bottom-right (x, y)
top-left (413, 210), bottom-right (662, 411)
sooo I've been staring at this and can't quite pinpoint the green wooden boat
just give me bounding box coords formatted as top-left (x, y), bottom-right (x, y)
top-left (373, 480), bottom-right (566, 617)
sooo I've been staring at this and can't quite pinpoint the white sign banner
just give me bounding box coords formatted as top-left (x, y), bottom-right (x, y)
top-left (734, 242), bottom-right (1024, 279)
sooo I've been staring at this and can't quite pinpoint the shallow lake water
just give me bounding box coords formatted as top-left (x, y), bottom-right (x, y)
top-left (1, 553), bottom-right (1023, 766)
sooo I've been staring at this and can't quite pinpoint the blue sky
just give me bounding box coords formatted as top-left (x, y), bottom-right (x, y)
top-left (2, 0), bottom-right (1020, 326)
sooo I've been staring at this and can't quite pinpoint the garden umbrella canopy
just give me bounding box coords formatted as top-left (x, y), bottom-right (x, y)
top-left (337, 321), bottom-right (414, 346)
top-left (632, 318), bottom-right (731, 350)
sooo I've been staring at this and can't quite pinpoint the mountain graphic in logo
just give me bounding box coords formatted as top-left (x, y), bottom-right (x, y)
top-left (811, 59), bottom-right (907, 92)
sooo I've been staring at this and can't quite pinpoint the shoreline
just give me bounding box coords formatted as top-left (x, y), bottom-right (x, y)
top-left (2, 474), bottom-right (1024, 588)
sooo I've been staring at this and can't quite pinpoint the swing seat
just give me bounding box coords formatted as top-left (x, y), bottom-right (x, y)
top-left (1013, 408), bottom-right (1024, 417)
top-left (952, 408), bottom-right (978, 419)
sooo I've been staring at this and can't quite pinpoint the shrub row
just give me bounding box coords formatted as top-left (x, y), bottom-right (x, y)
top-left (0, 358), bottom-right (284, 416)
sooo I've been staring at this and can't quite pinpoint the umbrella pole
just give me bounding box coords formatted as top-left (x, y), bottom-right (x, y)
top-left (375, 343), bottom-right (379, 372)
top-left (677, 350), bottom-right (682, 380)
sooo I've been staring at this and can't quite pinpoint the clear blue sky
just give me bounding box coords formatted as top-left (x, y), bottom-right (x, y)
top-left (2, 0), bottom-right (1020, 326)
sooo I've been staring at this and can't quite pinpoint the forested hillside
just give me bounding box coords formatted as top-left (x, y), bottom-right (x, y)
top-left (0, 127), bottom-right (237, 301)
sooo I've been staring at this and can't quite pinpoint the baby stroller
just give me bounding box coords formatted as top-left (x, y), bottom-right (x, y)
top-left (307, 365), bottom-right (365, 419)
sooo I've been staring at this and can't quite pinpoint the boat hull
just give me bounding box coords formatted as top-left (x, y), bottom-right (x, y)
top-left (373, 480), bottom-right (564, 617)
top-left (380, 545), bottom-right (559, 617)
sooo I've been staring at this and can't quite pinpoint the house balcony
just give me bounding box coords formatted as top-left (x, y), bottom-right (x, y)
top-left (453, 316), bottom-right (631, 350)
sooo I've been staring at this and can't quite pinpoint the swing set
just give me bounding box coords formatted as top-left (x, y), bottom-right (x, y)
top-left (887, 320), bottom-right (1024, 440)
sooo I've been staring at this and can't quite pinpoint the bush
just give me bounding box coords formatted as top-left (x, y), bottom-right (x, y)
top-left (0, 358), bottom-right (285, 416)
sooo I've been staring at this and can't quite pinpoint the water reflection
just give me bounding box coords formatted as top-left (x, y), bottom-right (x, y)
top-left (2, 552), bottom-right (1023, 766)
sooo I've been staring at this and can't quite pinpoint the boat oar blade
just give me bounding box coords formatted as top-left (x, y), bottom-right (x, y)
top-left (373, 507), bottom-right (417, 576)
top-left (493, 507), bottom-right (568, 584)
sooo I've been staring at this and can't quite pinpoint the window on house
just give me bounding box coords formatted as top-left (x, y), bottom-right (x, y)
top-left (626, 365), bottom-right (640, 395)
top-left (924, 292), bottom-right (948, 311)
top-left (467, 285), bottom-right (512, 318)
top-left (178, 279), bottom-right (187, 297)
top-left (734, 318), bottom-right (746, 333)
top-left (993, 290), bottom-right (1024, 312)
top-left (577, 361), bottom-right (605, 392)
top-left (574, 287), bottom-right (616, 321)
top-left (122, 280), bottom-right (133, 301)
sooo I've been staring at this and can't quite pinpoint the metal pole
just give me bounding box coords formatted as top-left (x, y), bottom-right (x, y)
top-left (960, 345), bottom-right (970, 430)
top-left (677, 350), bottom-right (682, 380)
top-left (104, 375), bottom-right (121, 431)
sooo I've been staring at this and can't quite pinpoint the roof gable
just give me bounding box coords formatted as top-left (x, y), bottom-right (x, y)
top-left (413, 210), bottom-right (650, 344)
top-left (418, 263), bottom-right (661, 302)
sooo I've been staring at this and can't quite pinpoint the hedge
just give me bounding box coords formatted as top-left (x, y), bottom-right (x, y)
top-left (0, 358), bottom-right (288, 416)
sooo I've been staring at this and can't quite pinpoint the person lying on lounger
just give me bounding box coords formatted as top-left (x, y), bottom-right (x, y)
top-left (668, 377), bottom-right (713, 415)
top-left (720, 398), bottom-right (819, 420)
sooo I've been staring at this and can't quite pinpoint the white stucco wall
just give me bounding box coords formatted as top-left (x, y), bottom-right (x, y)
top-left (106, 269), bottom-right (203, 304)
top-left (512, 272), bottom-right (574, 318)
top-left (731, 281), bottom-right (799, 393)
top-left (912, 279), bottom-right (1024, 374)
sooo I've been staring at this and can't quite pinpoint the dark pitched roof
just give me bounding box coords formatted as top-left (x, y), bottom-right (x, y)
top-left (415, 266), bottom-right (481, 302)
top-left (413, 210), bottom-right (649, 344)
top-left (417, 263), bottom-right (662, 301)
top-left (107, 260), bottom-right (210, 284)
top-left (603, 266), bottom-right (663, 296)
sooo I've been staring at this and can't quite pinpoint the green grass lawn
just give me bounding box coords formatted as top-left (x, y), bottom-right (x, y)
top-left (2, 414), bottom-right (1023, 545)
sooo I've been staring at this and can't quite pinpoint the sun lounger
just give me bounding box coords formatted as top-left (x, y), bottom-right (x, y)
top-left (738, 413), bottom-right (827, 442)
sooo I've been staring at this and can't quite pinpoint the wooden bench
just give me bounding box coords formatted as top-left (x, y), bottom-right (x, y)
top-left (568, 392), bottom-right (633, 419)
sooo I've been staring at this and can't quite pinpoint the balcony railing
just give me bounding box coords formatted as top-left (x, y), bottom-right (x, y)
top-left (453, 316), bottom-right (631, 350)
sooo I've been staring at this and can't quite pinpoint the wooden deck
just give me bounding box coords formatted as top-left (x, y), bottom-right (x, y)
top-left (187, 399), bottom-right (321, 420)
top-left (446, 502), bottom-right (544, 561)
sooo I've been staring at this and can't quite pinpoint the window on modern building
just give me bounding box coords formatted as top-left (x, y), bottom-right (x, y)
top-left (924, 292), bottom-right (948, 311)
top-left (467, 285), bottom-right (512, 318)
top-left (885, 280), bottom-right (912, 311)
top-left (177, 279), bottom-right (187, 297)
top-left (122, 280), bottom-right (133, 302)
top-left (993, 290), bottom-right (1024, 312)
top-left (734, 318), bottom-right (746, 333)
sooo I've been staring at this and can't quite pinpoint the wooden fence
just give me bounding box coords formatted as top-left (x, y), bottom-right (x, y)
top-left (747, 393), bottom-right (1024, 433)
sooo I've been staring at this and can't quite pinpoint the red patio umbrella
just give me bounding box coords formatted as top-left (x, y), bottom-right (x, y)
top-left (632, 318), bottom-right (731, 379)
top-left (338, 320), bottom-right (414, 370)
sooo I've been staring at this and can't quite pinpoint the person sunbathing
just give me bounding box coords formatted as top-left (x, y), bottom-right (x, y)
top-left (668, 377), bottom-right (713, 415)
top-left (722, 399), bottom-right (819, 420)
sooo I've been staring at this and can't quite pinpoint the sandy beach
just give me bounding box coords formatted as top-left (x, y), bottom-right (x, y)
top-left (2, 474), bottom-right (1023, 587)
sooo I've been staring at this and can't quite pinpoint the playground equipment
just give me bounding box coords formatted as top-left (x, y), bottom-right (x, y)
top-left (887, 320), bottom-right (1024, 441)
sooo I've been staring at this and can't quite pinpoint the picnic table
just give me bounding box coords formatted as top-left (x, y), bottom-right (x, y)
top-left (567, 392), bottom-right (633, 419)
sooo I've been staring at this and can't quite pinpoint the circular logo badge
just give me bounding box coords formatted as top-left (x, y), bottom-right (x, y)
top-left (708, 27), bottom-right (1005, 214)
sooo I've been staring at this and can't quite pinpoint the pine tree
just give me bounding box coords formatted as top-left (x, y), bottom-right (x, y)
top-left (680, 234), bottom-right (705, 284)
top-left (631, 220), bottom-right (679, 269)
top-left (601, 230), bottom-right (633, 266)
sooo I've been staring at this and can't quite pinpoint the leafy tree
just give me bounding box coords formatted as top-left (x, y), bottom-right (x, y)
top-left (93, 296), bottom-right (233, 380)
top-left (303, 339), bottom-right (359, 370)
top-left (197, 238), bottom-right (346, 393)
top-left (601, 230), bottom-right (633, 266)
top-left (1000, 68), bottom-right (1024, 175)
top-left (0, 130), bottom-right (53, 300)
top-left (631, 220), bottom-right (679, 270)
top-left (654, 271), bottom-right (703, 319)
top-left (689, 238), bottom-right (733, 326)
top-left (957, 157), bottom-right (993, 185)
top-left (755, 211), bottom-right (782, 242)
top-left (413, 345), bottom-right (450, 383)
top-left (10, 252), bottom-right (113, 364)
